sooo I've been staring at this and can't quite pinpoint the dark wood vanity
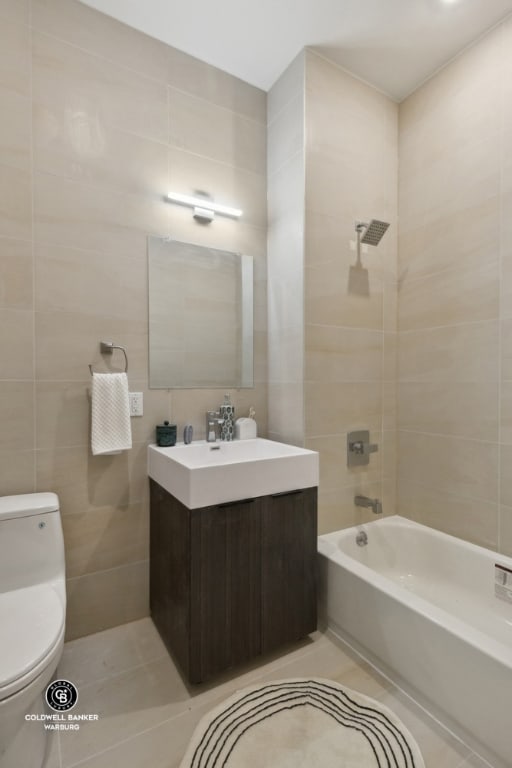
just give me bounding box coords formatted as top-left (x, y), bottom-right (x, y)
top-left (149, 479), bottom-right (317, 683)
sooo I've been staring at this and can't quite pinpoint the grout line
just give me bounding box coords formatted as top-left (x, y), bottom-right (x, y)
top-left (30, 27), bottom-right (169, 90)
top-left (398, 379), bottom-right (501, 385)
top-left (396, 475), bottom-right (498, 508)
top-left (497, 25), bottom-right (505, 555)
top-left (168, 83), bottom-right (266, 128)
top-left (61, 705), bottom-right (192, 768)
top-left (56, 731), bottom-right (63, 768)
top-left (380, 254), bottom-right (386, 510)
top-left (29, 0), bottom-right (36, 491)
top-left (397, 428), bottom-right (500, 446)
top-left (0, 378), bottom-right (38, 384)
top-left (267, 144), bottom-right (303, 184)
top-left (167, 144), bottom-right (266, 182)
top-left (68, 652), bottom-right (169, 697)
top-left (0, 234), bottom-right (33, 244)
top-left (65, 558), bottom-right (148, 584)
top-left (398, 254), bottom-right (500, 289)
top-left (307, 322), bottom-right (384, 334)
top-left (267, 84), bottom-right (304, 129)
top-left (399, 317), bottom-right (499, 334)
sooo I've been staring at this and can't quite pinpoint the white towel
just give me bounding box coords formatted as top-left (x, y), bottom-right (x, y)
top-left (91, 372), bottom-right (132, 456)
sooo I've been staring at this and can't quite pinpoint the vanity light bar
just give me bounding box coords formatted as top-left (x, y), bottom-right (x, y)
top-left (166, 192), bottom-right (243, 219)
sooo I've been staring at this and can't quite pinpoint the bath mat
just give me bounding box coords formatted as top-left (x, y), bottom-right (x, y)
top-left (179, 677), bottom-right (425, 767)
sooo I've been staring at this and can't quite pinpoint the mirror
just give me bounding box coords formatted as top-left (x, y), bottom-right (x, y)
top-left (148, 236), bottom-right (253, 388)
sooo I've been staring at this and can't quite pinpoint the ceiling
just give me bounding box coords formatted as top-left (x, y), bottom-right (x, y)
top-left (79, 0), bottom-right (512, 101)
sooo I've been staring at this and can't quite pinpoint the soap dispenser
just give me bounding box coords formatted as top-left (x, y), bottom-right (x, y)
top-left (219, 393), bottom-right (234, 441)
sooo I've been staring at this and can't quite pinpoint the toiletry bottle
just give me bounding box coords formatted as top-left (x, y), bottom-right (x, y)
top-left (219, 393), bottom-right (234, 441)
top-left (234, 407), bottom-right (257, 440)
top-left (183, 424), bottom-right (193, 444)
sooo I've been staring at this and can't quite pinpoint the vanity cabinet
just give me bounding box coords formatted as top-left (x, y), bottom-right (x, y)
top-left (149, 479), bottom-right (317, 684)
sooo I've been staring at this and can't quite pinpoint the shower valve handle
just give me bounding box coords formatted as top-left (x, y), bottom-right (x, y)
top-left (349, 440), bottom-right (378, 456)
top-left (347, 430), bottom-right (378, 467)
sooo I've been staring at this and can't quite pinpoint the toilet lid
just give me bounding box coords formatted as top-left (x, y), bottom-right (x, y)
top-left (0, 584), bottom-right (65, 688)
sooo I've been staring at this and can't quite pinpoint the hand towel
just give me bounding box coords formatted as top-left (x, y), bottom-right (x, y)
top-left (91, 372), bottom-right (132, 456)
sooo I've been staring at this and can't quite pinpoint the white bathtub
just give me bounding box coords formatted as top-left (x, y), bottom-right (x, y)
top-left (318, 515), bottom-right (512, 768)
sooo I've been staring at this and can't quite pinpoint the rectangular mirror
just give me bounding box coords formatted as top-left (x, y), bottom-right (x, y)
top-left (148, 236), bottom-right (253, 388)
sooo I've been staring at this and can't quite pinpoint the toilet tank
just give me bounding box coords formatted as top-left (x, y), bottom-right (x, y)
top-left (0, 493), bottom-right (65, 592)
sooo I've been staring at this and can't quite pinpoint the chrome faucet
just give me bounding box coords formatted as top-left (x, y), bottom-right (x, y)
top-left (354, 495), bottom-right (382, 515)
top-left (206, 411), bottom-right (223, 442)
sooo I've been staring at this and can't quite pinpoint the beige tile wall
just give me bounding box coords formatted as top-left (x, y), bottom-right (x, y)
top-left (0, 0), bottom-right (267, 639)
top-left (267, 53), bottom-right (305, 447)
top-left (397, 20), bottom-right (511, 553)
top-left (5, 0), bottom-right (508, 641)
top-left (304, 51), bottom-right (398, 534)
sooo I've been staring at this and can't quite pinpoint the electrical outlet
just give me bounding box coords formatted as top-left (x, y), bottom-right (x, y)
top-left (129, 392), bottom-right (143, 417)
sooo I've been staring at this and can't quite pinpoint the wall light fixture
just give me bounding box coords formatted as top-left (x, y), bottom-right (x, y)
top-left (166, 192), bottom-right (243, 222)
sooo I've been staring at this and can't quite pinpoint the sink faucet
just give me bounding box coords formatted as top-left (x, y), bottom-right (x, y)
top-left (354, 495), bottom-right (382, 515)
top-left (206, 411), bottom-right (223, 442)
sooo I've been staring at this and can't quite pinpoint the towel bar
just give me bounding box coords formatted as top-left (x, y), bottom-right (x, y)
top-left (89, 342), bottom-right (128, 375)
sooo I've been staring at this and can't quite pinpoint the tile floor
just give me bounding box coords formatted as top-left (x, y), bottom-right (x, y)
top-left (41, 619), bottom-right (492, 768)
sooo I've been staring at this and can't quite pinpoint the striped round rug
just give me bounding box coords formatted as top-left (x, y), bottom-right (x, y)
top-left (179, 678), bottom-right (425, 768)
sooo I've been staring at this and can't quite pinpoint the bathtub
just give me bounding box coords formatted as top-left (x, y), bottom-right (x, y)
top-left (318, 515), bottom-right (512, 768)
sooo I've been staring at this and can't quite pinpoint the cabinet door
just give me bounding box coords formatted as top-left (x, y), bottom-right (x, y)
top-left (149, 480), bottom-right (191, 675)
top-left (261, 488), bottom-right (317, 654)
top-left (190, 499), bottom-right (261, 682)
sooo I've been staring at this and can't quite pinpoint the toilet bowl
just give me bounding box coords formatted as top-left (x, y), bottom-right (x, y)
top-left (0, 493), bottom-right (66, 768)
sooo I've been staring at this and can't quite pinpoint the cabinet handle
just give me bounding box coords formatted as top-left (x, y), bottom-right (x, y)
top-left (217, 498), bottom-right (256, 508)
top-left (270, 489), bottom-right (304, 498)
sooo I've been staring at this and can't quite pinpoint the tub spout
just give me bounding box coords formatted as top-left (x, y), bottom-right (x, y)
top-left (354, 495), bottom-right (382, 514)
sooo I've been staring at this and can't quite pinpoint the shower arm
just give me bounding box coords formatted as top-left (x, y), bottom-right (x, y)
top-left (355, 222), bottom-right (367, 264)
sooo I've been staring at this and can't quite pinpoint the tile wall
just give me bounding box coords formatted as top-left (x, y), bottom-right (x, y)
top-left (304, 51), bottom-right (398, 534)
top-left (3, 0), bottom-right (510, 641)
top-left (398, 19), bottom-right (512, 554)
top-left (0, 0), bottom-right (267, 638)
top-left (267, 53), bottom-right (305, 446)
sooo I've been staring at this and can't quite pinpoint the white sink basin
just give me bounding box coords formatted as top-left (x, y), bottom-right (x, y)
top-left (148, 438), bottom-right (319, 509)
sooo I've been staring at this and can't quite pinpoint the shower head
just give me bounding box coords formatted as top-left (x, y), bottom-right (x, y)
top-left (357, 219), bottom-right (390, 246)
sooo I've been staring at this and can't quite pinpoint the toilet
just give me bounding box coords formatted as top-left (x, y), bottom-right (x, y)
top-left (0, 493), bottom-right (66, 768)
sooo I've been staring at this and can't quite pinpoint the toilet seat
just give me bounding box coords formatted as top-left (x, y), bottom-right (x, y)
top-left (0, 584), bottom-right (65, 701)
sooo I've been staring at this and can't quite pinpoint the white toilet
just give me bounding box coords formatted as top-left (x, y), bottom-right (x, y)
top-left (0, 493), bottom-right (66, 768)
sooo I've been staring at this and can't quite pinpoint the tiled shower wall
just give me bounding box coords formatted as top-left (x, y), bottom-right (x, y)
top-left (266, 51), bottom-right (398, 536)
top-left (398, 18), bottom-right (512, 555)
top-left (0, 0), bottom-right (267, 638)
top-left (304, 52), bottom-right (398, 535)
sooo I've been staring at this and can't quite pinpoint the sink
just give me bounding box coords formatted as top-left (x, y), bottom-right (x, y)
top-left (147, 438), bottom-right (319, 509)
